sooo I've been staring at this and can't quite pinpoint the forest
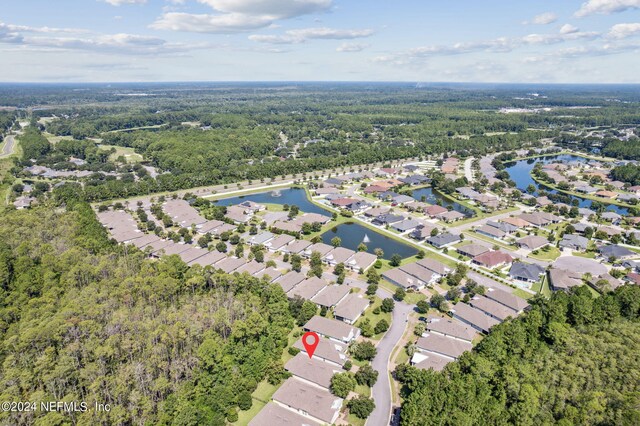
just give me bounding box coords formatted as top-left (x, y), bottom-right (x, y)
top-left (12, 83), bottom-right (640, 202)
top-left (0, 186), bottom-right (295, 425)
top-left (397, 286), bottom-right (640, 426)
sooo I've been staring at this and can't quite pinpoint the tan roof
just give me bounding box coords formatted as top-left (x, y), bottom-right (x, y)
top-left (345, 251), bottom-right (377, 270)
top-left (469, 295), bottom-right (518, 321)
top-left (287, 277), bottom-right (327, 299)
top-left (485, 288), bottom-right (529, 312)
top-left (187, 250), bottom-right (226, 267)
top-left (426, 316), bottom-right (477, 342)
top-left (416, 333), bottom-right (472, 359)
top-left (324, 247), bottom-right (356, 264)
top-left (163, 199), bottom-right (207, 226)
top-left (255, 267), bottom-right (283, 282)
top-left (215, 257), bottom-right (246, 273)
top-left (451, 302), bottom-right (500, 333)
top-left (303, 316), bottom-right (358, 343)
top-left (272, 378), bottom-right (342, 425)
top-left (283, 239), bottom-right (312, 254)
top-left (516, 235), bottom-right (549, 250)
top-left (501, 216), bottom-right (531, 228)
top-left (472, 251), bottom-right (513, 268)
top-left (399, 263), bottom-right (435, 282)
top-left (249, 402), bottom-right (322, 426)
top-left (311, 285), bottom-right (351, 308)
top-left (275, 271), bottom-right (307, 293)
top-left (412, 352), bottom-right (452, 372)
top-left (236, 261), bottom-right (266, 275)
top-left (265, 234), bottom-right (296, 250)
top-left (457, 243), bottom-right (490, 257)
top-left (416, 258), bottom-right (450, 275)
top-left (293, 336), bottom-right (348, 366)
top-left (333, 294), bottom-right (370, 322)
top-left (284, 353), bottom-right (342, 389)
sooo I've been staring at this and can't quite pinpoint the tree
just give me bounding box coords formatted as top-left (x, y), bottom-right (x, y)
top-left (330, 373), bottom-right (356, 398)
top-left (351, 341), bottom-right (377, 361)
top-left (414, 323), bottom-right (425, 336)
top-left (357, 242), bottom-right (368, 252)
top-left (366, 284), bottom-right (378, 296)
top-left (367, 268), bottom-right (380, 284)
top-left (390, 254), bottom-right (402, 267)
top-left (417, 250), bottom-right (426, 259)
top-left (374, 248), bottom-right (384, 258)
top-left (381, 298), bottom-right (395, 313)
top-left (416, 300), bottom-right (430, 314)
top-left (216, 241), bottom-right (227, 252)
top-left (291, 254), bottom-right (302, 272)
top-left (297, 300), bottom-right (317, 326)
top-left (394, 287), bottom-right (406, 301)
top-left (347, 396), bottom-right (375, 419)
top-left (355, 364), bottom-right (379, 387)
top-left (359, 318), bottom-right (374, 338)
top-left (374, 319), bottom-right (389, 334)
top-left (331, 236), bottom-right (342, 248)
top-left (334, 263), bottom-right (345, 276)
top-left (237, 391), bottom-right (253, 410)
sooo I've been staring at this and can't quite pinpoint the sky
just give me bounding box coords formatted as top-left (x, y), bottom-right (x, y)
top-left (1, 0), bottom-right (640, 83)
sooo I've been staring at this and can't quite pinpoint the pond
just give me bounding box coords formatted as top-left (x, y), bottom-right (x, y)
top-left (212, 187), bottom-right (328, 215)
top-left (504, 154), bottom-right (628, 214)
top-left (321, 222), bottom-right (418, 260)
top-left (409, 187), bottom-right (475, 216)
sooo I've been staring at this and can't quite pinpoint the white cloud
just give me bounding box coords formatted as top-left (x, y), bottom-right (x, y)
top-left (608, 22), bottom-right (640, 38)
top-left (575, 0), bottom-right (640, 17)
top-left (153, 0), bottom-right (333, 34)
top-left (249, 27), bottom-right (373, 44)
top-left (197, 0), bottom-right (331, 19)
top-left (560, 24), bottom-right (580, 34)
top-left (527, 12), bottom-right (558, 25)
top-left (103, 0), bottom-right (147, 5)
top-left (336, 42), bottom-right (368, 52)
top-left (151, 12), bottom-right (273, 33)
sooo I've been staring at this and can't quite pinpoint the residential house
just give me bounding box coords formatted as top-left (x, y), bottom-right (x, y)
top-left (509, 262), bottom-right (545, 282)
top-left (415, 333), bottom-right (472, 360)
top-left (450, 302), bottom-right (500, 333)
top-left (425, 315), bottom-right (477, 343)
top-left (516, 235), bottom-right (549, 250)
top-left (303, 316), bottom-right (360, 344)
top-left (472, 251), bottom-right (513, 268)
top-left (271, 378), bottom-right (342, 425)
top-left (248, 403), bottom-right (322, 426)
top-left (426, 233), bottom-right (460, 248)
top-left (333, 294), bottom-right (370, 324)
top-left (457, 243), bottom-right (491, 258)
top-left (559, 234), bottom-right (589, 251)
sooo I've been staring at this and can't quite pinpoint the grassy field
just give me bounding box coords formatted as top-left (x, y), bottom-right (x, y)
top-left (42, 132), bottom-right (73, 145)
top-left (528, 246), bottom-right (561, 261)
top-left (531, 275), bottom-right (552, 297)
top-left (357, 297), bottom-right (392, 340)
top-left (98, 144), bottom-right (144, 163)
top-left (465, 231), bottom-right (515, 250)
top-left (513, 288), bottom-right (534, 300)
top-left (233, 381), bottom-right (280, 426)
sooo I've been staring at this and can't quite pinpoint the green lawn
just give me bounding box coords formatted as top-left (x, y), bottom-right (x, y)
top-left (98, 144), bottom-right (144, 163)
top-left (512, 288), bottom-right (534, 300)
top-left (234, 381), bottom-right (280, 426)
top-left (356, 297), bottom-right (392, 340)
top-left (531, 275), bottom-right (552, 297)
top-left (572, 250), bottom-right (596, 259)
top-left (465, 231), bottom-right (515, 250)
top-left (527, 246), bottom-right (561, 261)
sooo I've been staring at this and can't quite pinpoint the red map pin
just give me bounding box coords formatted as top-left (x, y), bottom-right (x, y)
top-left (302, 331), bottom-right (319, 358)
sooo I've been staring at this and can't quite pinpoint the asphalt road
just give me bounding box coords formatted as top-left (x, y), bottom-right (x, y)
top-left (368, 300), bottom-right (414, 426)
top-left (0, 135), bottom-right (15, 158)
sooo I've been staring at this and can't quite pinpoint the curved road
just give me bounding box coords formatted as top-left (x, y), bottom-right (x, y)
top-left (0, 135), bottom-right (16, 158)
top-left (367, 299), bottom-right (413, 426)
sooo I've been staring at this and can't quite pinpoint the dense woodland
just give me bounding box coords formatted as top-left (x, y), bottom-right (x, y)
top-left (6, 83), bottom-right (639, 201)
top-left (2, 84), bottom-right (640, 425)
top-left (398, 286), bottom-right (640, 426)
top-left (0, 186), bottom-right (295, 425)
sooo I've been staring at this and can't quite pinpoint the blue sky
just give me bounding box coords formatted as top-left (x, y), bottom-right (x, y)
top-left (1, 0), bottom-right (640, 82)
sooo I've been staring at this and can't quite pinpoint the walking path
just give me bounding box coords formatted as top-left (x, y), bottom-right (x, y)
top-left (0, 135), bottom-right (16, 158)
